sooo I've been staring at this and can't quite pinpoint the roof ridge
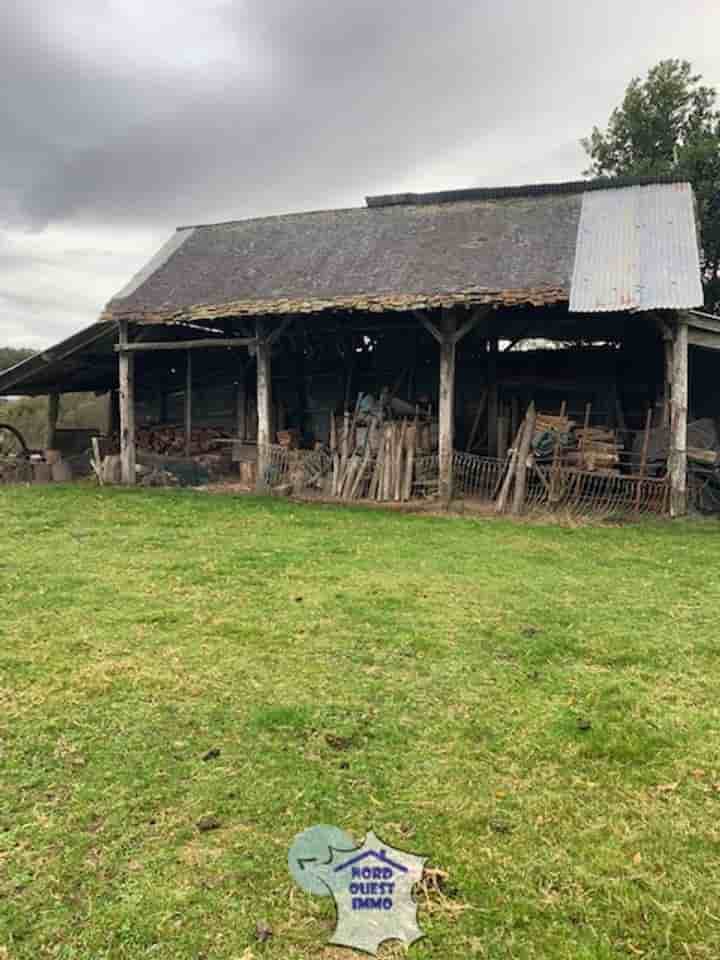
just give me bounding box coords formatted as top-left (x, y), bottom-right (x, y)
top-left (366, 175), bottom-right (690, 208)
top-left (177, 175), bottom-right (690, 230)
top-left (176, 205), bottom-right (363, 232)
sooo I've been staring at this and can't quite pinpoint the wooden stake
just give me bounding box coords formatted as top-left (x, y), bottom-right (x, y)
top-left (394, 420), bottom-right (407, 501)
top-left (495, 412), bottom-right (528, 513)
top-left (403, 422), bottom-right (416, 501)
top-left (634, 406), bottom-right (653, 513)
top-left (549, 400), bottom-right (567, 502)
top-left (511, 402), bottom-right (536, 516)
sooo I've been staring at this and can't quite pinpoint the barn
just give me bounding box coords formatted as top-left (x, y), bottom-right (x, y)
top-left (1, 175), bottom-right (714, 516)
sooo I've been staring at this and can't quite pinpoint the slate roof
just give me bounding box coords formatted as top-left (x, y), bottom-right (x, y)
top-left (105, 195), bottom-right (577, 324)
top-left (101, 175), bottom-right (699, 326)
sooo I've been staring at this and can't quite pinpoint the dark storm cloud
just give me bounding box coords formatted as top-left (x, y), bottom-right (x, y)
top-left (1, 0), bottom-right (717, 344)
top-left (2, 0), bottom-right (687, 230)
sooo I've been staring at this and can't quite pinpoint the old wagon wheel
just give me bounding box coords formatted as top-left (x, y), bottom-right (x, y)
top-left (0, 423), bottom-right (30, 458)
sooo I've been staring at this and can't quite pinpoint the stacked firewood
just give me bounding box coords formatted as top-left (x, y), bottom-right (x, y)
top-left (129, 425), bottom-right (232, 456)
top-left (533, 412), bottom-right (621, 474)
top-left (571, 427), bottom-right (621, 472)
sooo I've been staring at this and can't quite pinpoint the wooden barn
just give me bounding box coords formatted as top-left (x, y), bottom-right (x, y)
top-left (1, 175), bottom-right (716, 517)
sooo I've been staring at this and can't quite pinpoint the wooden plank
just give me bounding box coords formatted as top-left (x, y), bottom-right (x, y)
top-left (495, 416), bottom-right (526, 513)
top-left (687, 312), bottom-right (720, 334)
top-left (118, 319), bottom-right (136, 485)
top-left (511, 402), bottom-right (536, 516)
top-left (688, 328), bottom-right (720, 351)
top-left (185, 351), bottom-right (192, 458)
top-left (114, 337), bottom-right (256, 352)
top-left (47, 393), bottom-right (59, 448)
top-left (670, 317), bottom-right (688, 517)
top-left (90, 437), bottom-right (104, 485)
top-left (634, 407), bottom-right (653, 513)
top-left (549, 400), bottom-right (567, 502)
top-left (403, 422), bottom-right (416, 501)
top-left (255, 320), bottom-right (271, 493)
top-left (438, 309), bottom-right (456, 503)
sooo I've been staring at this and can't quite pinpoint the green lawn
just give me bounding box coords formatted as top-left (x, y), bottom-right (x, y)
top-left (2, 486), bottom-right (720, 959)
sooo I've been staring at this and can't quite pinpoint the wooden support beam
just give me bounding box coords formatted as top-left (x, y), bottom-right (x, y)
top-left (438, 308), bottom-right (456, 504)
top-left (256, 319), bottom-right (272, 492)
top-left (688, 328), bottom-right (720, 350)
top-left (47, 393), bottom-right (59, 449)
top-left (452, 305), bottom-right (491, 344)
top-left (266, 316), bottom-right (293, 346)
top-left (669, 315), bottom-right (688, 517)
top-left (184, 351), bottom-right (192, 458)
top-left (413, 310), bottom-right (444, 345)
top-left (118, 320), bottom-right (136, 485)
top-left (114, 337), bottom-right (256, 353)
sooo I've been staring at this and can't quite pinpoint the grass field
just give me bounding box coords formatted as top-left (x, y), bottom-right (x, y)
top-left (2, 486), bottom-right (720, 959)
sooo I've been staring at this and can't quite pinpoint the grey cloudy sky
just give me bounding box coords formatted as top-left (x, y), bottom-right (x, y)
top-left (1, 0), bottom-right (718, 348)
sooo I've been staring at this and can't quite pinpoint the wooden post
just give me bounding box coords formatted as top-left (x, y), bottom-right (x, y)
top-left (669, 315), bottom-right (688, 517)
top-left (438, 309), bottom-right (457, 504)
top-left (663, 335), bottom-right (673, 428)
top-left (487, 337), bottom-right (499, 457)
top-left (184, 350), bottom-right (193, 458)
top-left (47, 393), bottom-right (59, 449)
top-left (256, 319), bottom-right (272, 492)
top-left (118, 319), bottom-right (136, 485)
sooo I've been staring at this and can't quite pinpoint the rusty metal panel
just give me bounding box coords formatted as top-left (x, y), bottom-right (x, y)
top-left (569, 182), bottom-right (703, 312)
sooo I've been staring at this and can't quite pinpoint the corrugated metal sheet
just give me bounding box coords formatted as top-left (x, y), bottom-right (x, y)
top-left (569, 182), bottom-right (703, 312)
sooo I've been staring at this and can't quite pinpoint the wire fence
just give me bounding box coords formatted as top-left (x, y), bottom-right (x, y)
top-left (258, 444), bottom-right (670, 517)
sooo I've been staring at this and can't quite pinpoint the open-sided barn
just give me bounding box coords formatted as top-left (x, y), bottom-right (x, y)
top-left (1, 175), bottom-right (715, 516)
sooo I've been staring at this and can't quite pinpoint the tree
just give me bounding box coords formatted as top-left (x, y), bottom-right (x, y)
top-left (0, 346), bottom-right (35, 372)
top-left (582, 59), bottom-right (720, 313)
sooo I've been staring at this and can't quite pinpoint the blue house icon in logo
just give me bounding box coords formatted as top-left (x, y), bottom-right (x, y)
top-left (334, 847), bottom-right (408, 911)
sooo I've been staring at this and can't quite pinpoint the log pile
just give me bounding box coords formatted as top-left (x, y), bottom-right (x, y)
top-left (107, 425), bottom-right (232, 457)
top-left (136, 425), bottom-right (232, 455)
